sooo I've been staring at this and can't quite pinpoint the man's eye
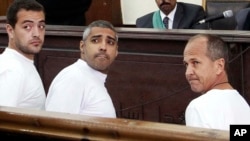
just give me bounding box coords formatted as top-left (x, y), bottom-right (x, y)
top-left (39, 25), bottom-right (45, 29)
top-left (183, 62), bottom-right (188, 67)
top-left (107, 40), bottom-right (115, 45)
top-left (193, 61), bottom-right (200, 66)
top-left (24, 25), bottom-right (31, 30)
top-left (91, 39), bottom-right (98, 43)
top-left (194, 61), bottom-right (199, 64)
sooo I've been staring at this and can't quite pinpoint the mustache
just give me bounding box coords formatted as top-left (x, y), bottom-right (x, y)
top-left (31, 38), bottom-right (41, 42)
top-left (31, 36), bottom-right (41, 41)
top-left (30, 38), bottom-right (42, 44)
top-left (95, 53), bottom-right (110, 59)
top-left (160, 2), bottom-right (170, 7)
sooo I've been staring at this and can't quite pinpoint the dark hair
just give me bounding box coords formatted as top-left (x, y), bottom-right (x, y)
top-left (82, 20), bottom-right (118, 42)
top-left (189, 34), bottom-right (229, 73)
top-left (6, 0), bottom-right (44, 28)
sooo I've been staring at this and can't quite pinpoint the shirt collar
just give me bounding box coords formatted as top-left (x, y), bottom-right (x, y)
top-left (5, 47), bottom-right (34, 64)
top-left (78, 59), bottom-right (107, 83)
top-left (160, 3), bottom-right (177, 23)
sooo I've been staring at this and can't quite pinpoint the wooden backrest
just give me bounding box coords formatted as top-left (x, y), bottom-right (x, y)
top-left (85, 0), bottom-right (122, 26)
top-left (0, 106), bottom-right (229, 141)
top-left (0, 0), bottom-right (13, 16)
top-left (0, 16), bottom-right (6, 23)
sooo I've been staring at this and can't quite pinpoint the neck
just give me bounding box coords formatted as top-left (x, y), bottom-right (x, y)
top-left (213, 81), bottom-right (229, 88)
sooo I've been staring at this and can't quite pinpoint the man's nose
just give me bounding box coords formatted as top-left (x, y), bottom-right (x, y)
top-left (100, 41), bottom-right (107, 50)
top-left (185, 65), bottom-right (193, 76)
top-left (32, 26), bottom-right (40, 37)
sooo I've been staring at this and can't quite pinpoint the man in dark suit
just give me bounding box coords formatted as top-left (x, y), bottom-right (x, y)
top-left (236, 8), bottom-right (250, 30)
top-left (36, 0), bottom-right (92, 26)
top-left (136, 0), bottom-right (208, 29)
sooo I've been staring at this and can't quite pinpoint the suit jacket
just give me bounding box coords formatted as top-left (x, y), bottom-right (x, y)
top-left (136, 2), bottom-right (208, 29)
top-left (236, 8), bottom-right (250, 30)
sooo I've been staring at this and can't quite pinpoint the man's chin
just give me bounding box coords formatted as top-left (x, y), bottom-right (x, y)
top-left (191, 87), bottom-right (202, 93)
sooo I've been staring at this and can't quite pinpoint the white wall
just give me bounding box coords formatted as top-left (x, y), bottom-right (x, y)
top-left (121, 0), bottom-right (203, 25)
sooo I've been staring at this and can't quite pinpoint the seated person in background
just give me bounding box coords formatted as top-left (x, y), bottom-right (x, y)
top-left (0, 0), bottom-right (46, 110)
top-left (136, 0), bottom-right (208, 29)
top-left (36, 0), bottom-right (92, 26)
top-left (183, 34), bottom-right (250, 131)
top-left (45, 20), bottom-right (118, 118)
top-left (235, 7), bottom-right (250, 30)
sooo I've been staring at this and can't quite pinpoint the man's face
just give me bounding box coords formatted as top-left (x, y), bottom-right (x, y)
top-left (6, 9), bottom-right (45, 60)
top-left (183, 37), bottom-right (219, 94)
top-left (80, 27), bottom-right (118, 74)
top-left (155, 0), bottom-right (177, 15)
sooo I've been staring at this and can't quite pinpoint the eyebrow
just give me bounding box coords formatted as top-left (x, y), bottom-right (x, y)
top-left (107, 36), bottom-right (116, 41)
top-left (183, 57), bottom-right (197, 62)
top-left (91, 35), bottom-right (116, 41)
top-left (22, 20), bottom-right (45, 24)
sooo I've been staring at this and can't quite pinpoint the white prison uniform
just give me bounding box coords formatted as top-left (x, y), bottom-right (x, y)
top-left (45, 59), bottom-right (116, 118)
top-left (0, 48), bottom-right (46, 110)
top-left (185, 89), bottom-right (250, 130)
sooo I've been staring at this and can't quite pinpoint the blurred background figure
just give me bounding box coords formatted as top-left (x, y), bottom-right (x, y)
top-left (235, 7), bottom-right (250, 30)
top-left (36, 0), bottom-right (92, 26)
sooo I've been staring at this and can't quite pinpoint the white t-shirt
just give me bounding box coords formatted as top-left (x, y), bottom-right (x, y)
top-left (0, 48), bottom-right (46, 110)
top-left (185, 89), bottom-right (250, 130)
top-left (46, 59), bottom-right (116, 118)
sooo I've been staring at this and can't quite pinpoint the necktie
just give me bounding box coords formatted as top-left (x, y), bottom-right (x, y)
top-left (163, 17), bottom-right (169, 29)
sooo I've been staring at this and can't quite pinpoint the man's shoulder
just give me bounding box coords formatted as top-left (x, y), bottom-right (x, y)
top-left (136, 12), bottom-right (155, 28)
top-left (177, 2), bottom-right (204, 10)
top-left (136, 12), bottom-right (154, 21)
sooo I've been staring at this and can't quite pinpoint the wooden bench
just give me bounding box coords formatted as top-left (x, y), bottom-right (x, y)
top-left (0, 106), bottom-right (229, 141)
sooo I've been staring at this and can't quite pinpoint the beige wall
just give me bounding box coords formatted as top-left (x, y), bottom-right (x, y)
top-left (121, 0), bottom-right (203, 25)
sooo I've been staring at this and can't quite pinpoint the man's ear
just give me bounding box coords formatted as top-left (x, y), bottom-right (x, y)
top-left (216, 58), bottom-right (225, 75)
top-left (79, 40), bottom-right (85, 53)
top-left (115, 46), bottom-right (118, 57)
top-left (6, 24), bottom-right (14, 38)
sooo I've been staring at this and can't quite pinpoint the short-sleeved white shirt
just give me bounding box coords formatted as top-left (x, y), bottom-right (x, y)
top-left (0, 48), bottom-right (46, 110)
top-left (185, 89), bottom-right (250, 130)
top-left (46, 59), bottom-right (116, 118)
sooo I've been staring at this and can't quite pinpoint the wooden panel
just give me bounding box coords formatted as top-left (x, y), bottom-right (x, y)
top-left (0, 0), bottom-right (122, 26)
top-left (0, 0), bottom-right (13, 16)
top-left (0, 16), bottom-right (6, 23)
top-left (85, 0), bottom-right (122, 26)
top-left (1, 24), bottom-right (250, 124)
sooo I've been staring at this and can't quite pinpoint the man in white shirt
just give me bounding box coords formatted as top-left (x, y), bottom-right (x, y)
top-left (183, 34), bottom-right (250, 131)
top-left (0, 0), bottom-right (46, 110)
top-left (45, 20), bottom-right (118, 118)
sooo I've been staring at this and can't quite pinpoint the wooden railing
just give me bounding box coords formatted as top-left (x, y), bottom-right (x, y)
top-left (0, 16), bottom-right (6, 23)
top-left (0, 106), bottom-right (229, 141)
